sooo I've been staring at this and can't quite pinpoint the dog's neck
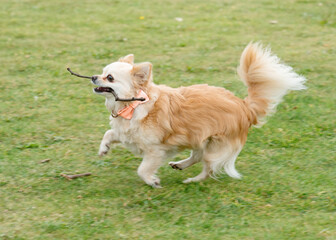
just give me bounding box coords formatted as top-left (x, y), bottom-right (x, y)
top-left (104, 87), bottom-right (138, 113)
top-left (104, 84), bottom-right (159, 121)
top-left (104, 89), bottom-right (148, 118)
top-left (105, 97), bottom-right (126, 115)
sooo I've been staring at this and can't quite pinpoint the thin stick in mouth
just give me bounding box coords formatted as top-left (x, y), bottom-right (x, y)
top-left (67, 68), bottom-right (92, 79)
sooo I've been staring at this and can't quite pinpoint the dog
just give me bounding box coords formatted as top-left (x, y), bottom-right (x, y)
top-left (91, 43), bottom-right (306, 188)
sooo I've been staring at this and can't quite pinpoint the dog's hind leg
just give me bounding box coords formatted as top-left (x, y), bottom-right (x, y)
top-left (206, 139), bottom-right (243, 179)
top-left (207, 143), bottom-right (243, 179)
top-left (182, 138), bottom-right (243, 183)
top-left (169, 149), bottom-right (203, 170)
top-left (138, 150), bottom-right (166, 188)
top-left (182, 160), bottom-right (211, 183)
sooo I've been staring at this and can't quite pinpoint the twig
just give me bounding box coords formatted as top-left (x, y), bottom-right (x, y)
top-left (67, 67), bottom-right (146, 102)
top-left (40, 158), bottom-right (51, 163)
top-left (113, 93), bottom-right (146, 102)
top-left (67, 68), bottom-right (92, 79)
top-left (60, 173), bottom-right (92, 180)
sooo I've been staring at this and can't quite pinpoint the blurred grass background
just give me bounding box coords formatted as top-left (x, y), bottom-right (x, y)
top-left (0, 0), bottom-right (335, 239)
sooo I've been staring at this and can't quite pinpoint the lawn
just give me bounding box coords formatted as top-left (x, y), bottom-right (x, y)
top-left (0, 0), bottom-right (335, 239)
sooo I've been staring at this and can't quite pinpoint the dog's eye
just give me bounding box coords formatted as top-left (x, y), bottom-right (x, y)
top-left (107, 74), bottom-right (114, 82)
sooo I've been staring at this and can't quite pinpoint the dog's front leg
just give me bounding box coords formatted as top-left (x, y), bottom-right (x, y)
top-left (98, 129), bottom-right (119, 156)
top-left (137, 150), bottom-right (166, 188)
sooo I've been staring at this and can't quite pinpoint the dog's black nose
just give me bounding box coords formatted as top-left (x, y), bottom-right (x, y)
top-left (92, 76), bottom-right (98, 82)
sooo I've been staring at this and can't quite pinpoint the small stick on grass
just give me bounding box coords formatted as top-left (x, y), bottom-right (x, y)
top-left (61, 173), bottom-right (92, 180)
top-left (40, 158), bottom-right (51, 163)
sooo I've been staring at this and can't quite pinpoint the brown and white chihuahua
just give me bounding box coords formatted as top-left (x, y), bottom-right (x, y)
top-left (91, 43), bottom-right (306, 188)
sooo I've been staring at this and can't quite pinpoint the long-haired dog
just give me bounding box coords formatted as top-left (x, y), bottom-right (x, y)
top-left (92, 43), bottom-right (306, 188)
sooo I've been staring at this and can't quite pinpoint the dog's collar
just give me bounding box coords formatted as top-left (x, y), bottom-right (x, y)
top-left (111, 90), bottom-right (149, 119)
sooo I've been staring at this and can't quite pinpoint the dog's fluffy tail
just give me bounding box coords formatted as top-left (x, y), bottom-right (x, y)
top-left (237, 42), bottom-right (306, 126)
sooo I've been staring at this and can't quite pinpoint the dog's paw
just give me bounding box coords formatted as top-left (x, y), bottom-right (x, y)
top-left (151, 181), bottom-right (163, 188)
top-left (98, 151), bottom-right (107, 157)
top-left (169, 162), bottom-right (183, 170)
top-left (145, 176), bottom-right (162, 188)
top-left (98, 144), bottom-right (110, 157)
top-left (182, 178), bottom-right (195, 184)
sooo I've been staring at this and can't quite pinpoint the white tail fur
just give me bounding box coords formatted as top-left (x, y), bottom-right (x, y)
top-left (237, 42), bottom-right (306, 126)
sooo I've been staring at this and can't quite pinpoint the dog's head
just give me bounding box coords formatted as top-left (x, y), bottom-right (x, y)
top-left (92, 54), bottom-right (152, 100)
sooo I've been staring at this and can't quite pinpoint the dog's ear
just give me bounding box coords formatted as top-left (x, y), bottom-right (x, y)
top-left (132, 62), bottom-right (152, 84)
top-left (119, 54), bottom-right (134, 64)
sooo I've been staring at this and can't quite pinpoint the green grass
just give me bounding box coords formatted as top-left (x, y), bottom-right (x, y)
top-left (1, 0), bottom-right (335, 239)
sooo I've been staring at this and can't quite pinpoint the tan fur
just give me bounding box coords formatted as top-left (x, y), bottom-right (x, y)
top-left (142, 84), bottom-right (251, 148)
top-left (94, 43), bottom-right (306, 187)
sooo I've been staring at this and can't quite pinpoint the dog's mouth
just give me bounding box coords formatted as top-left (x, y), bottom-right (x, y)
top-left (94, 87), bottom-right (113, 93)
